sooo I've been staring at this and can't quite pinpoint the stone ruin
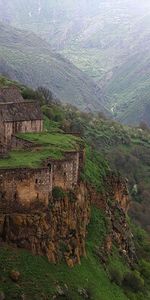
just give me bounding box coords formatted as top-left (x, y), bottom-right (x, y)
top-left (0, 85), bottom-right (84, 209)
top-left (0, 86), bottom-right (89, 266)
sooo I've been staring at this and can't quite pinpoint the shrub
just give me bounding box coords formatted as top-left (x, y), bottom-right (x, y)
top-left (67, 190), bottom-right (77, 203)
top-left (52, 187), bottom-right (65, 201)
top-left (139, 259), bottom-right (150, 280)
top-left (109, 266), bottom-right (124, 286)
top-left (123, 270), bottom-right (144, 292)
top-left (21, 87), bottom-right (37, 100)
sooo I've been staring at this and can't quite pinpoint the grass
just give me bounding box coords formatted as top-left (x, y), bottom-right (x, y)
top-left (0, 132), bottom-right (80, 169)
top-left (17, 132), bottom-right (80, 150)
top-left (0, 148), bottom-right (63, 169)
top-left (0, 207), bottom-right (129, 300)
top-left (82, 146), bottom-right (110, 192)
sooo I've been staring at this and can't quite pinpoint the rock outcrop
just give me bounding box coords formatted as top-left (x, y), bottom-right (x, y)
top-left (0, 183), bottom-right (90, 267)
top-left (0, 170), bottom-right (135, 266)
top-left (89, 173), bottom-right (136, 265)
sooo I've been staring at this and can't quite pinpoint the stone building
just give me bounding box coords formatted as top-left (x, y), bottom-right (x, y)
top-left (0, 101), bottom-right (43, 145)
top-left (0, 85), bottom-right (83, 197)
top-left (0, 86), bottom-right (89, 265)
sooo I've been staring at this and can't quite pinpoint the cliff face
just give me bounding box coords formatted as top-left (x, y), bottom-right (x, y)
top-left (0, 183), bottom-right (90, 267)
top-left (89, 174), bottom-right (136, 264)
top-left (0, 173), bottom-right (135, 266)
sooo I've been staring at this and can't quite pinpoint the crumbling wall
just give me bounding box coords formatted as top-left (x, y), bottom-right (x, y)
top-left (0, 122), bottom-right (5, 145)
top-left (11, 135), bottom-right (35, 150)
top-left (0, 137), bottom-right (89, 266)
top-left (44, 151), bottom-right (80, 190)
top-left (3, 120), bottom-right (43, 145)
top-left (0, 168), bottom-right (52, 213)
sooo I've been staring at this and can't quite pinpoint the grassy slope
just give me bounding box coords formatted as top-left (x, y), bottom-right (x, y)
top-left (42, 102), bottom-right (150, 232)
top-left (83, 117), bottom-right (150, 231)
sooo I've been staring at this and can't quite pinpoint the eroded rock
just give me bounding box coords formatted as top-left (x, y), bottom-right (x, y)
top-left (10, 270), bottom-right (21, 282)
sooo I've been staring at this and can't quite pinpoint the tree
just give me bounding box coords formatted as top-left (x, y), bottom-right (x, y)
top-left (37, 87), bottom-right (54, 104)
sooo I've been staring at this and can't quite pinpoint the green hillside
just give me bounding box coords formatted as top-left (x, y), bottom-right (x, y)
top-left (41, 99), bottom-right (150, 233)
top-left (0, 22), bottom-right (108, 114)
top-left (0, 78), bottom-right (150, 299)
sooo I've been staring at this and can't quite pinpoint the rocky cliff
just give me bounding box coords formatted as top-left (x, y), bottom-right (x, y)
top-left (0, 183), bottom-right (90, 267)
top-left (88, 174), bottom-right (136, 265)
top-left (0, 174), bottom-right (136, 267)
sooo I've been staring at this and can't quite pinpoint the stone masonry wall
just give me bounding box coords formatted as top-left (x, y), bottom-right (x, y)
top-left (11, 135), bottom-right (36, 150)
top-left (0, 168), bottom-right (52, 213)
top-left (45, 151), bottom-right (80, 190)
top-left (2, 120), bottom-right (43, 145)
top-left (0, 122), bottom-right (5, 145)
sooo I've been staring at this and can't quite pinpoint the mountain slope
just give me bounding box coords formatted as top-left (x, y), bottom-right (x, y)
top-left (0, 0), bottom-right (149, 125)
top-left (105, 49), bottom-right (150, 126)
top-left (0, 76), bottom-right (150, 300)
top-left (0, 22), bottom-right (107, 113)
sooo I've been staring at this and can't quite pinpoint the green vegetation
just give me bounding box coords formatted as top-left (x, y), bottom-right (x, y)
top-left (0, 148), bottom-right (62, 169)
top-left (0, 78), bottom-right (150, 299)
top-left (82, 146), bottom-right (109, 192)
top-left (0, 76), bottom-right (21, 88)
top-left (0, 132), bottom-right (80, 168)
top-left (52, 187), bottom-right (66, 201)
top-left (40, 101), bottom-right (150, 232)
top-left (17, 132), bottom-right (79, 149)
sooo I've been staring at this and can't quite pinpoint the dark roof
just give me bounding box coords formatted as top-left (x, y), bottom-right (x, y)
top-left (0, 101), bottom-right (43, 122)
top-left (0, 86), bottom-right (24, 103)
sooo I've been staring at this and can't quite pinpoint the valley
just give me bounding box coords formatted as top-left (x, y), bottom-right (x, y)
top-left (0, 22), bottom-right (108, 114)
top-left (0, 0), bottom-right (150, 126)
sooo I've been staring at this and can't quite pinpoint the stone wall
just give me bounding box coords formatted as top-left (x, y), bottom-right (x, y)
top-left (0, 144), bottom-right (8, 157)
top-left (44, 151), bottom-right (80, 190)
top-left (11, 135), bottom-right (36, 150)
top-left (2, 120), bottom-right (43, 145)
top-left (0, 149), bottom-right (83, 214)
top-left (0, 168), bottom-right (52, 213)
top-left (0, 122), bottom-right (5, 145)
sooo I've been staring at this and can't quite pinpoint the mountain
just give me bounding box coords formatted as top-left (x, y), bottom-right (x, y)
top-left (104, 49), bottom-right (150, 126)
top-left (0, 22), bottom-right (108, 113)
top-left (0, 0), bottom-right (149, 125)
top-left (103, 12), bottom-right (150, 126)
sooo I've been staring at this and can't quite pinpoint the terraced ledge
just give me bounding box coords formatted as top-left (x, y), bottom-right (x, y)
top-left (0, 132), bottom-right (81, 169)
